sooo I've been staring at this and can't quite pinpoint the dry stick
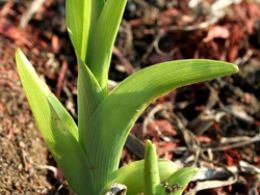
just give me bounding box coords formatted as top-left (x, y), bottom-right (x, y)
top-left (19, 0), bottom-right (45, 29)
top-left (170, 119), bottom-right (259, 163)
top-left (175, 115), bottom-right (201, 165)
top-left (172, 135), bottom-right (260, 152)
top-left (202, 134), bottom-right (260, 152)
top-left (55, 60), bottom-right (68, 97)
top-left (186, 176), bottom-right (237, 195)
top-left (142, 104), bottom-right (165, 136)
top-left (36, 164), bottom-right (58, 178)
top-left (153, 31), bottom-right (177, 57)
top-left (0, 1), bottom-right (14, 17)
top-left (171, 135), bottom-right (260, 155)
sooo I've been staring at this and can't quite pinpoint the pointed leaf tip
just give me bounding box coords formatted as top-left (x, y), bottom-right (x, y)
top-left (157, 167), bottom-right (198, 195)
top-left (144, 140), bottom-right (160, 195)
top-left (15, 49), bottom-right (90, 194)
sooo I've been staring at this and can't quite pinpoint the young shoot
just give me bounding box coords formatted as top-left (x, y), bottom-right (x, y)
top-left (15, 0), bottom-right (238, 194)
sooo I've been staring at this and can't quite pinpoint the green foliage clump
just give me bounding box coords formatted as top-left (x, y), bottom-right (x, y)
top-left (15, 0), bottom-right (238, 194)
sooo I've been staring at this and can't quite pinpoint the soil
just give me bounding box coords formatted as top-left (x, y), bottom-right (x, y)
top-left (0, 37), bottom-right (51, 193)
top-left (0, 0), bottom-right (260, 194)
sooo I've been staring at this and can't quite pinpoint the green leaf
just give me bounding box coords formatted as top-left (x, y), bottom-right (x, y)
top-left (66, 0), bottom-right (106, 143)
top-left (66, 0), bottom-right (91, 61)
top-left (15, 49), bottom-right (91, 194)
top-left (144, 140), bottom-right (160, 195)
top-left (83, 59), bottom-right (238, 193)
top-left (77, 59), bottom-right (104, 145)
top-left (66, 0), bottom-right (104, 62)
top-left (157, 167), bottom-right (197, 195)
top-left (87, 0), bottom-right (127, 93)
top-left (101, 159), bottom-right (181, 195)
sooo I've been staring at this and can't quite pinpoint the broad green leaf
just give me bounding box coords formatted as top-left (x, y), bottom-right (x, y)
top-left (101, 159), bottom-right (181, 195)
top-left (77, 59), bottom-right (104, 145)
top-left (83, 59), bottom-right (238, 192)
top-left (15, 49), bottom-right (91, 194)
top-left (87, 0), bottom-right (127, 93)
top-left (157, 167), bottom-right (197, 195)
top-left (66, 0), bottom-right (106, 141)
top-left (144, 140), bottom-right (160, 195)
top-left (66, 0), bottom-right (91, 61)
top-left (66, 0), bottom-right (104, 62)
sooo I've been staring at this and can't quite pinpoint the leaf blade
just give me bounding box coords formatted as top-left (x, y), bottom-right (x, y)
top-left (157, 167), bottom-right (198, 195)
top-left (83, 59), bottom-right (238, 191)
top-left (15, 49), bottom-right (92, 194)
top-left (144, 140), bottom-right (160, 195)
top-left (87, 0), bottom-right (127, 92)
top-left (66, 0), bottom-right (104, 61)
top-left (77, 59), bottom-right (104, 144)
top-left (66, 0), bottom-right (91, 61)
top-left (101, 159), bottom-right (181, 195)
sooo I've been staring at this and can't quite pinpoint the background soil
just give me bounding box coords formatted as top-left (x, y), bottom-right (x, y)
top-left (0, 0), bottom-right (259, 194)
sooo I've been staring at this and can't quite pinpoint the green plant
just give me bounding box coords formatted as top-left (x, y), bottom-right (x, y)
top-left (15, 0), bottom-right (238, 194)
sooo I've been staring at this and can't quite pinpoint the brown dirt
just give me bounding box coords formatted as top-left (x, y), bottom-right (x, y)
top-left (0, 37), bottom-right (51, 193)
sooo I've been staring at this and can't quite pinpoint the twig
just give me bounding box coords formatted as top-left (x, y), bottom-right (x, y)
top-left (202, 134), bottom-right (260, 152)
top-left (0, 1), bottom-right (14, 17)
top-left (175, 115), bottom-right (201, 165)
top-left (142, 104), bottom-right (166, 135)
top-left (55, 60), bottom-right (68, 97)
top-left (19, 0), bottom-right (45, 29)
top-left (153, 31), bottom-right (177, 56)
top-left (36, 164), bottom-right (58, 178)
top-left (239, 160), bottom-right (260, 175)
top-left (186, 176), bottom-right (237, 195)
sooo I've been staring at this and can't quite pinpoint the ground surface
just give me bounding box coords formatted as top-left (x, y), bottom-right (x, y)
top-left (0, 0), bottom-right (259, 194)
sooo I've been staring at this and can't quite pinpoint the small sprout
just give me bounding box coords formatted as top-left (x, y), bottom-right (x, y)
top-left (15, 0), bottom-right (238, 194)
